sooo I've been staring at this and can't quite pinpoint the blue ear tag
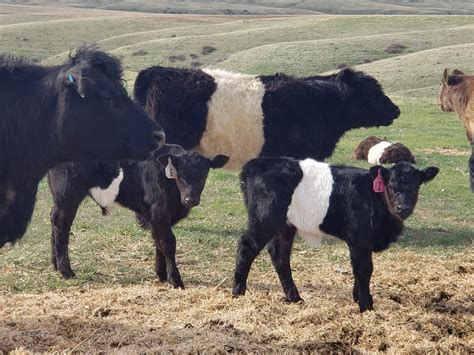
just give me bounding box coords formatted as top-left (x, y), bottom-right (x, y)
top-left (67, 74), bottom-right (75, 83)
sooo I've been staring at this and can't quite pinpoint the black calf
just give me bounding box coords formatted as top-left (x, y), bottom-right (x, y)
top-left (48, 145), bottom-right (228, 287)
top-left (233, 158), bottom-right (438, 312)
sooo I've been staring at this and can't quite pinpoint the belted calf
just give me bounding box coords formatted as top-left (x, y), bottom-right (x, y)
top-left (48, 145), bottom-right (228, 287)
top-left (352, 136), bottom-right (416, 165)
top-left (233, 158), bottom-right (438, 312)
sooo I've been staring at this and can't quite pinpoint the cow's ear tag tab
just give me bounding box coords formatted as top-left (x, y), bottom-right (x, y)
top-left (67, 74), bottom-right (75, 83)
top-left (373, 168), bottom-right (385, 193)
top-left (165, 158), bottom-right (177, 179)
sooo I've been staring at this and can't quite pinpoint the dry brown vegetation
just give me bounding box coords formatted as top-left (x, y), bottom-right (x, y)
top-left (1, 250), bottom-right (472, 353)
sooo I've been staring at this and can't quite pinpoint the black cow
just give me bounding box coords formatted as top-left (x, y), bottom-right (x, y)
top-left (0, 45), bottom-right (164, 247)
top-left (48, 144), bottom-right (229, 287)
top-left (134, 67), bottom-right (400, 170)
top-left (233, 158), bottom-right (438, 312)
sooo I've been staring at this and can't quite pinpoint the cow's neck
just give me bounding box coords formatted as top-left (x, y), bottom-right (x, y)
top-left (2, 69), bottom-right (60, 168)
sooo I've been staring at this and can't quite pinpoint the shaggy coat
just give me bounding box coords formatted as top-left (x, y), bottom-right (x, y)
top-left (438, 69), bottom-right (474, 191)
top-left (352, 136), bottom-right (416, 164)
top-left (233, 158), bottom-right (438, 312)
top-left (0, 46), bottom-right (164, 247)
top-left (48, 145), bottom-right (228, 287)
top-left (134, 67), bottom-right (400, 170)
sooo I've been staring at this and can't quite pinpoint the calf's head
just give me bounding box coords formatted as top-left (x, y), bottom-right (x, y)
top-left (370, 162), bottom-right (439, 220)
top-left (337, 68), bottom-right (400, 128)
top-left (158, 145), bottom-right (229, 208)
top-left (57, 46), bottom-right (164, 162)
top-left (438, 69), bottom-right (466, 113)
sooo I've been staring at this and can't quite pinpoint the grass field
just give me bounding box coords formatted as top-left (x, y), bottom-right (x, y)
top-left (0, 4), bottom-right (473, 353)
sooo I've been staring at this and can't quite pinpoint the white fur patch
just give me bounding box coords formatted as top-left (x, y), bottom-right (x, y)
top-left (89, 169), bottom-right (123, 208)
top-left (287, 159), bottom-right (333, 248)
top-left (199, 69), bottom-right (266, 170)
top-left (367, 141), bottom-right (392, 165)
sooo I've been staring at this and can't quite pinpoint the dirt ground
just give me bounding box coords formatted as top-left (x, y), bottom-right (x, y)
top-left (1, 250), bottom-right (472, 353)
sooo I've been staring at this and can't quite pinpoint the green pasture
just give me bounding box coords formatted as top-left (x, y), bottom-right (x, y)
top-left (0, 6), bottom-right (472, 295)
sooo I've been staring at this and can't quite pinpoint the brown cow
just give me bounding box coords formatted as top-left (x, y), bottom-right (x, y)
top-left (438, 69), bottom-right (474, 143)
top-left (351, 136), bottom-right (416, 165)
top-left (438, 69), bottom-right (474, 191)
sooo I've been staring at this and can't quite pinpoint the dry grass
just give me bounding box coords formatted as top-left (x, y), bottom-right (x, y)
top-left (1, 250), bottom-right (472, 352)
top-left (422, 147), bottom-right (472, 157)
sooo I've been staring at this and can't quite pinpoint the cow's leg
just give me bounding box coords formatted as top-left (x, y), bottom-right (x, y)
top-left (267, 226), bottom-right (302, 302)
top-left (50, 197), bottom-right (84, 279)
top-left (352, 279), bottom-right (359, 303)
top-left (0, 183), bottom-right (38, 247)
top-left (151, 223), bottom-right (184, 288)
top-left (232, 226), bottom-right (274, 297)
top-left (51, 201), bottom-right (81, 277)
top-left (155, 248), bottom-right (167, 282)
top-left (349, 245), bottom-right (373, 312)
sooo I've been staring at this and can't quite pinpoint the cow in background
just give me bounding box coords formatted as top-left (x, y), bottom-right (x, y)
top-left (352, 136), bottom-right (416, 165)
top-left (438, 68), bottom-right (474, 191)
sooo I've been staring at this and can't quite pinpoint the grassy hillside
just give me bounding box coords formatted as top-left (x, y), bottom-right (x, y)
top-left (0, 4), bottom-right (473, 353)
top-left (2, 0), bottom-right (473, 15)
top-left (101, 0), bottom-right (320, 15)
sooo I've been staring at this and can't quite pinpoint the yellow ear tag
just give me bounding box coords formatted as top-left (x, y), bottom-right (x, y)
top-left (165, 158), bottom-right (177, 179)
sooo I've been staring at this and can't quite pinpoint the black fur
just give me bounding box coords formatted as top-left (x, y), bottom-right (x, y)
top-left (47, 145), bottom-right (229, 286)
top-left (133, 66), bottom-right (400, 165)
top-left (134, 66), bottom-right (216, 149)
top-left (234, 158), bottom-right (439, 312)
top-left (0, 45), bottom-right (164, 247)
top-left (258, 69), bottom-right (400, 160)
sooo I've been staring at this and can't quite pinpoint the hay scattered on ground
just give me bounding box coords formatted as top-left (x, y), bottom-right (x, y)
top-left (1, 250), bottom-right (472, 353)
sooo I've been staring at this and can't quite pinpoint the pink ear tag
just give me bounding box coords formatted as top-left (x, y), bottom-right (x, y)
top-left (373, 168), bottom-right (385, 193)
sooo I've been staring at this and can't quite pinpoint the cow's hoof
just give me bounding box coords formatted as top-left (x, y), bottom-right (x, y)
top-left (168, 279), bottom-right (185, 289)
top-left (232, 284), bottom-right (246, 296)
top-left (353, 291), bottom-right (359, 303)
top-left (60, 269), bottom-right (76, 280)
top-left (156, 272), bottom-right (167, 283)
top-left (358, 299), bottom-right (374, 313)
top-left (286, 295), bottom-right (304, 303)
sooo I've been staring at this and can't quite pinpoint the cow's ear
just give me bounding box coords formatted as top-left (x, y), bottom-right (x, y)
top-left (63, 67), bottom-right (86, 98)
top-left (369, 165), bottom-right (389, 181)
top-left (442, 68), bottom-right (449, 84)
top-left (210, 155), bottom-right (229, 169)
top-left (336, 67), bottom-right (355, 83)
top-left (157, 156), bottom-right (179, 179)
top-left (452, 69), bottom-right (465, 76)
top-left (447, 74), bottom-right (463, 86)
top-left (164, 157), bottom-right (178, 180)
top-left (420, 166), bottom-right (439, 184)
